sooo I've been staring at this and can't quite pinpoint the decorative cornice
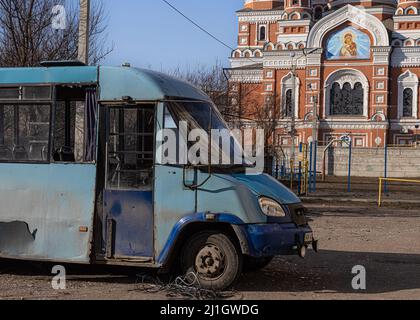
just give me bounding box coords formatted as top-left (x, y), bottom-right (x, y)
top-left (372, 46), bottom-right (393, 53)
top-left (319, 121), bottom-right (389, 130)
top-left (263, 52), bottom-right (308, 69)
top-left (237, 10), bottom-right (284, 17)
top-left (393, 15), bottom-right (420, 23)
top-left (238, 10), bottom-right (284, 23)
top-left (278, 20), bottom-right (313, 27)
top-left (227, 69), bottom-right (264, 84)
top-left (391, 47), bottom-right (420, 67)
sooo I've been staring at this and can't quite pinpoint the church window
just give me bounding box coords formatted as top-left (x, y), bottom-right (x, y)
top-left (258, 25), bottom-right (267, 41)
top-left (398, 71), bottom-right (418, 119)
top-left (330, 82), bottom-right (364, 116)
top-left (403, 88), bottom-right (413, 117)
top-left (281, 72), bottom-right (299, 118)
top-left (314, 7), bottom-right (323, 20)
top-left (284, 89), bottom-right (293, 117)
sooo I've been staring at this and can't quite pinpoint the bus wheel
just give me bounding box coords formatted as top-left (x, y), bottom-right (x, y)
top-left (243, 256), bottom-right (274, 272)
top-left (180, 231), bottom-right (242, 291)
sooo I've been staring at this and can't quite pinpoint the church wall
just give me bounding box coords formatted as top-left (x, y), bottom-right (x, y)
top-left (275, 69), bottom-right (307, 119)
top-left (230, 2), bottom-right (420, 148)
top-left (390, 66), bottom-right (420, 119)
top-left (269, 23), bottom-right (278, 43)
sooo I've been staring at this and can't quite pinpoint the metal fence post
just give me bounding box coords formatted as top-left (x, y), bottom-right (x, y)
top-left (384, 144), bottom-right (388, 194)
top-left (309, 142), bottom-right (313, 193)
top-left (313, 141), bottom-right (317, 193)
top-left (348, 141), bottom-right (352, 193)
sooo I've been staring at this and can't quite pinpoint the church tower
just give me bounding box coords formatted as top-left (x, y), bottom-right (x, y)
top-left (396, 0), bottom-right (420, 15)
top-left (283, 0), bottom-right (312, 19)
top-left (244, 0), bottom-right (283, 10)
top-left (394, 0), bottom-right (420, 46)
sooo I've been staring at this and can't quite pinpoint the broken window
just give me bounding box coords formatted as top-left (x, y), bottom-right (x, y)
top-left (107, 105), bottom-right (155, 190)
top-left (0, 104), bottom-right (51, 161)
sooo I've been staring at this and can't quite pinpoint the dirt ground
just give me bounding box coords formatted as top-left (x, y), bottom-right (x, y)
top-left (1, 200), bottom-right (419, 300)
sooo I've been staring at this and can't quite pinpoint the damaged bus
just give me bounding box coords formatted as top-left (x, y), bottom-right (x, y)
top-left (0, 62), bottom-right (317, 290)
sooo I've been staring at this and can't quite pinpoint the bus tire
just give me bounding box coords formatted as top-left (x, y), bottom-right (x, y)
top-left (180, 231), bottom-right (242, 291)
top-left (243, 256), bottom-right (274, 272)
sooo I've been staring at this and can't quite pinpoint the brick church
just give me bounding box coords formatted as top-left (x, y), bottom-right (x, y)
top-left (228, 0), bottom-right (420, 147)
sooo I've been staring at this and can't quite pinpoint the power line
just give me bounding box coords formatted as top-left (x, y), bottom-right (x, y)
top-left (161, 0), bottom-right (235, 52)
top-left (161, 0), bottom-right (262, 72)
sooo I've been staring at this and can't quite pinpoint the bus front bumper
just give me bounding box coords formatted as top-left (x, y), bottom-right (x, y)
top-left (239, 223), bottom-right (318, 258)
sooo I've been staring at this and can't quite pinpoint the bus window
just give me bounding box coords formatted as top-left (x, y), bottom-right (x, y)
top-left (106, 105), bottom-right (154, 190)
top-left (0, 104), bottom-right (50, 162)
top-left (53, 101), bottom-right (82, 162)
top-left (53, 86), bottom-right (97, 163)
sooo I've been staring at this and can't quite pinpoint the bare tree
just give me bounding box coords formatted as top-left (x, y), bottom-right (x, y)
top-left (169, 61), bottom-right (229, 113)
top-left (169, 61), bottom-right (287, 173)
top-left (249, 93), bottom-right (281, 149)
top-left (0, 0), bottom-right (112, 67)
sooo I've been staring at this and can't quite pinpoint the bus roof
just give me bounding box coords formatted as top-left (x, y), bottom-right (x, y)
top-left (99, 66), bottom-right (210, 102)
top-left (0, 65), bottom-right (210, 102)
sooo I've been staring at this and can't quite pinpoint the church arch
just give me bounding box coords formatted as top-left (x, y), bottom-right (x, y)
top-left (324, 69), bottom-right (369, 117)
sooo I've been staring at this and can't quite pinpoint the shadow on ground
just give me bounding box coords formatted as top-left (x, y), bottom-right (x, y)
top-left (237, 250), bottom-right (420, 295)
top-left (1, 249), bottom-right (420, 297)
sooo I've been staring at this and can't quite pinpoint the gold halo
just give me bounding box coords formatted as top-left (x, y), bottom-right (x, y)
top-left (342, 30), bottom-right (357, 42)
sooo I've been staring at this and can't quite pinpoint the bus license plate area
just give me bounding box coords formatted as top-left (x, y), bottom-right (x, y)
top-left (304, 233), bottom-right (313, 243)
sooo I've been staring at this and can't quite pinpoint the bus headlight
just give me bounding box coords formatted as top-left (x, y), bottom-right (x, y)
top-left (258, 197), bottom-right (287, 217)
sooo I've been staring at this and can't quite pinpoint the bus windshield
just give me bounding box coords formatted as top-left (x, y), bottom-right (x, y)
top-left (163, 100), bottom-right (248, 170)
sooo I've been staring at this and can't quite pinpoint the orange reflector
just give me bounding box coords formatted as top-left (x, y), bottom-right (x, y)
top-left (79, 226), bottom-right (89, 233)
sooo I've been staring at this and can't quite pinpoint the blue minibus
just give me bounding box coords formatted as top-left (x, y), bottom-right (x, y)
top-left (0, 62), bottom-right (317, 290)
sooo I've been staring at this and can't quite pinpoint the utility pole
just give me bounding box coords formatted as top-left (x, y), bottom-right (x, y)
top-left (78, 0), bottom-right (90, 65)
top-left (311, 88), bottom-right (318, 145)
top-left (290, 52), bottom-right (297, 165)
top-left (288, 49), bottom-right (318, 166)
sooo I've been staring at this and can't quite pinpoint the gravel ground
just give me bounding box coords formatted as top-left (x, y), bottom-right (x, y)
top-left (0, 202), bottom-right (419, 300)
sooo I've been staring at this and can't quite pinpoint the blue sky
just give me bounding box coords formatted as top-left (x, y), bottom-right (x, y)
top-left (103, 0), bottom-right (243, 71)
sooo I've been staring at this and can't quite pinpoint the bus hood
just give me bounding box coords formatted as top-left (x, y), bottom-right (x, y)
top-left (233, 173), bottom-right (301, 205)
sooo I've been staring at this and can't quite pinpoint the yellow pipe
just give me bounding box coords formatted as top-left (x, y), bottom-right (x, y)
top-left (380, 178), bottom-right (420, 184)
top-left (378, 178), bottom-right (383, 207)
top-left (378, 177), bottom-right (420, 207)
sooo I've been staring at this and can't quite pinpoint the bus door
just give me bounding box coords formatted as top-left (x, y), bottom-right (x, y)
top-left (103, 104), bottom-right (155, 260)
